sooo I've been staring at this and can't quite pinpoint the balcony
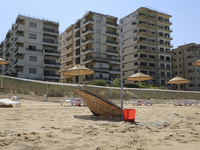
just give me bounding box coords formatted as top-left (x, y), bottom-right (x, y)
top-left (63, 56), bottom-right (73, 63)
top-left (106, 21), bottom-right (118, 28)
top-left (83, 18), bottom-right (94, 24)
top-left (43, 38), bottom-right (58, 47)
top-left (43, 27), bottom-right (59, 35)
top-left (90, 67), bottom-right (109, 72)
top-left (15, 24), bottom-right (25, 31)
top-left (62, 48), bottom-right (73, 56)
top-left (82, 48), bottom-right (94, 54)
top-left (106, 31), bottom-right (118, 38)
top-left (66, 31), bottom-right (73, 39)
top-left (83, 56), bottom-right (120, 64)
top-left (14, 59), bottom-right (24, 67)
top-left (139, 47), bottom-right (159, 53)
top-left (106, 40), bottom-right (118, 47)
top-left (106, 49), bottom-right (119, 56)
top-left (43, 60), bottom-right (60, 68)
top-left (138, 64), bottom-right (159, 69)
top-left (26, 48), bottom-right (43, 53)
top-left (65, 39), bottom-right (73, 46)
top-left (43, 73), bottom-right (60, 80)
top-left (15, 35), bottom-right (24, 43)
top-left (84, 77), bottom-right (112, 82)
top-left (14, 47), bottom-right (25, 55)
top-left (44, 49), bottom-right (60, 57)
top-left (82, 38), bottom-right (94, 45)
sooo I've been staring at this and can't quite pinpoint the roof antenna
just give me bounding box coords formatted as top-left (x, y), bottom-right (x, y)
top-left (19, 9), bottom-right (20, 15)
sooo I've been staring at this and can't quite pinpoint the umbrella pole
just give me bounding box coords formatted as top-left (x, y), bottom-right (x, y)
top-left (78, 70), bottom-right (80, 88)
top-left (139, 78), bottom-right (141, 99)
top-left (178, 81), bottom-right (180, 100)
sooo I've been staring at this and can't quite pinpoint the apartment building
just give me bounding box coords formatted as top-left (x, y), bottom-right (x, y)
top-left (119, 7), bottom-right (173, 88)
top-left (172, 43), bottom-right (200, 91)
top-left (0, 15), bottom-right (60, 81)
top-left (59, 11), bottom-right (120, 83)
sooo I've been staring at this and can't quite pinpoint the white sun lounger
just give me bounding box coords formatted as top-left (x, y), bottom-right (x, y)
top-left (59, 97), bottom-right (86, 106)
top-left (0, 96), bottom-right (20, 108)
top-left (126, 99), bottom-right (154, 106)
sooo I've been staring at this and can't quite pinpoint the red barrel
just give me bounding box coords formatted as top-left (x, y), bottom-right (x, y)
top-left (123, 109), bottom-right (136, 122)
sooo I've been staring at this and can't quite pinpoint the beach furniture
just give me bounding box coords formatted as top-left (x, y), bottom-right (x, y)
top-left (126, 99), bottom-right (154, 106)
top-left (74, 87), bottom-right (121, 116)
top-left (59, 97), bottom-right (86, 106)
top-left (165, 100), bottom-right (186, 106)
top-left (186, 100), bottom-right (199, 106)
top-left (0, 96), bottom-right (20, 107)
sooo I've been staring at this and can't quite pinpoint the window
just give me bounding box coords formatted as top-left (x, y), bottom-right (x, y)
top-left (96, 45), bottom-right (101, 52)
top-left (179, 58), bottom-right (181, 61)
top-left (29, 45), bottom-right (36, 50)
top-left (134, 54), bottom-right (138, 57)
top-left (29, 22), bottom-right (37, 28)
top-left (165, 26), bottom-right (169, 30)
top-left (29, 56), bottom-right (37, 62)
top-left (174, 52), bottom-right (176, 55)
top-left (134, 45), bottom-right (138, 49)
top-left (160, 55), bottom-right (164, 60)
top-left (189, 84), bottom-right (193, 87)
top-left (134, 37), bottom-right (137, 41)
top-left (96, 36), bottom-right (101, 43)
top-left (158, 16), bottom-right (163, 20)
top-left (29, 33), bottom-right (36, 39)
top-left (96, 26), bottom-right (101, 33)
top-left (29, 68), bottom-right (36, 74)
top-left (166, 64), bottom-right (170, 69)
top-left (134, 62), bottom-right (138, 65)
top-left (161, 80), bottom-right (165, 85)
top-left (159, 24), bottom-right (163, 28)
top-left (188, 70), bottom-right (192, 73)
top-left (180, 71), bottom-right (182, 74)
top-left (133, 29), bottom-right (137, 33)
top-left (188, 63), bottom-right (192, 66)
top-left (121, 20), bottom-right (123, 24)
top-left (99, 64), bottom-right (103, 68)
top-left (160, 63), bottom-right (165, 68)
top-left (166, 49), bottom-right (170, 53)
top-left (96, 16), bottom-right (101, 23)
top-left (179, 51), bottom-right (181, 54)
top-left (187, 56), bottom-right (191, 59)
top-left (160, 47), bottom-right (164, 52)
top-left (159, 32), bottom-right (163, 36)
top-left (179, 65), bottom-right (182, 68)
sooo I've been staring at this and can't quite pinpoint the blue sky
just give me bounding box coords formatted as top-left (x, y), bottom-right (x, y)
top-left (0, 0), bottom-right (200, 48)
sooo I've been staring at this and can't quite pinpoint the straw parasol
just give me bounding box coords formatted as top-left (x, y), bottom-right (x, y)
top-left (192, 60), bottom-right (200, 66)
top-left (0, 58), bottom-right (9, 65)
top-left (63, 64), bottom-right (94, 87)
top-left (0, 58), bottom-right (9, 94)
top-left (167, 76), bottom-right (190, 100)
top-left (127, 72), bottom-right (153, 99)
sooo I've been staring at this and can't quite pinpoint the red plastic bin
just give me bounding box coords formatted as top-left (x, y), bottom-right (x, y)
top-left (123, 109), bottom-right (136, 122)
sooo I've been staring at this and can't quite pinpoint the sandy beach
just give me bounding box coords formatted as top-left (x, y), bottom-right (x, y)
top-left (0, 97), bottom-right (200, 150)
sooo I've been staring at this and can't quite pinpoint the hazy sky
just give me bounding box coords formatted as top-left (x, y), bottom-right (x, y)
top-left (1, 0), bottom-right (200, 48)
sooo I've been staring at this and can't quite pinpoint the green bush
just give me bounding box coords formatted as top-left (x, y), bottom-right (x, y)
top-left (111, 78), bottom-right (120, 87)
top-left (88, 79), bottom-right (109, 86)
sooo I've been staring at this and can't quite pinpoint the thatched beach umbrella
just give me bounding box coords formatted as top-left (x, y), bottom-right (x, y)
top-left (192, 60), bottom-right (200, 66)
top-left (63, 64), bottom-right (94, 88)
top-left (127, 72), bottom-right (153, 99)
top-left (167, 76), bottom-right (190, 100)
top-left (0, 58), bottom-right (9, 65)
top-left (0, 58), bottom-right (9, 94)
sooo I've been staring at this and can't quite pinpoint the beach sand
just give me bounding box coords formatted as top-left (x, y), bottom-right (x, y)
top-left (0, 98), bottom-right (200, 150)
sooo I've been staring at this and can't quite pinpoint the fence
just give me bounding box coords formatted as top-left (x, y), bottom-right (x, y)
top-left (0, 75), bottom-right (200, 102)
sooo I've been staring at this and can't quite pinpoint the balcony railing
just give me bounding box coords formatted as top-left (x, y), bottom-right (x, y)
top-left (106, 40), bottom-right (118, 45)
top-left (106, 31), bottom-right (118, 35)
top-left (82, 38), bottom-right (94, 43)
top-left (43, 27), bottom-right (59, 34)
top-left (84, 18), bottom-right (94, 24)
top-left (82, 48), bottom-right (94, 52)
top-left (106, 21), bottom-right (118, 26)
top-left (106, 50), bottom-right (118, 54)
top-left (83, 56), bottom-right (120, 62)
top-left (44, 60), bottom-right (60, 66)
top-left (26, 48), bottom-right (43, 53)
top-left (82, 29), bottom-right (94, 33)
top-left (43, 39), bottom-right (58, 44)
top-left (44, 49), bottom-right (60, 54)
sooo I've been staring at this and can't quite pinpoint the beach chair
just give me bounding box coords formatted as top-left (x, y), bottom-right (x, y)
top-left (186, 100), bottom-right (199, 106)
top-left (126, 99), bottom-right (154, 106)
top-left (0, 96), bottom-right (20, 108)
top-left (59, 97), bottom-right (86, 106)
top-left (165, 100), bottom-right (185, 106)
